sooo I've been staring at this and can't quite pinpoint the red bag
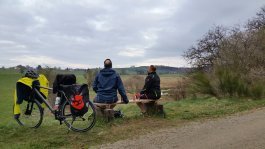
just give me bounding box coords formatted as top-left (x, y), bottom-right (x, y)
top-left (71, 95), bottom-right (85, 110)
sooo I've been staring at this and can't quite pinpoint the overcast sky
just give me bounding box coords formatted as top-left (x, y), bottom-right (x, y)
top-left (0, 0), bottom-right (264, 68)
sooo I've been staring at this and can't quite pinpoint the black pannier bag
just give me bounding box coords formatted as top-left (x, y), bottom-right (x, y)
top-left (53, 74), bottom-right (77, 94)
top-left (52, 74), bottom-right (89, 116)
top-left (53, 74), bottom-right (77, 105)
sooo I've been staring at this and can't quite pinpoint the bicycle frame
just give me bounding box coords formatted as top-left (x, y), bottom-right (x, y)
top-left (33, 87), bottom-right (54, 113)
top-left (32, 85), bottom-right (68, 115)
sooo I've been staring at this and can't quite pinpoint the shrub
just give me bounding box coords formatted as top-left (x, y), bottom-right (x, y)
top-left (190, 72), bottom-right (216, 96)
top-left (236, 80), bottom-right (249, 97)
top-left (250, 82), bottom-right (264, 99)
top-left (170, 77), bottom-right (190, 100)
top-left (216, 68), bottom-right (242, 97)
top-left (189, 67), bottom-right (264, 99)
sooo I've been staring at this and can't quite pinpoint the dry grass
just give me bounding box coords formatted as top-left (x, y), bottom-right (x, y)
top-left (169, 77), bottom-right (191, 100)
top-left (159, 75), bottom-right (183, 89)
top-left (123, 75), bottom-right (145, 94)
top-left (121, 74), bottom-right (183, 90)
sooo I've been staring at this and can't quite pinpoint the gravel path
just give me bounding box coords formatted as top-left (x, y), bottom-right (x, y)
top-left (99, 108), bottom-right (265, 149)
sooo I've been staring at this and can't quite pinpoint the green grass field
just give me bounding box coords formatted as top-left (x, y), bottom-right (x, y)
top-left (1, 70), bottom-right (265, 148)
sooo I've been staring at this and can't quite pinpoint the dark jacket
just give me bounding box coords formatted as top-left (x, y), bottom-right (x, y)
top-left (140, 72), bottom-right (161, 99)
top-left (93, 68), bottom-right (128, 103)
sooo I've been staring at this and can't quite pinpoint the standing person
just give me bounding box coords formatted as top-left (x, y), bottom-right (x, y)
top-left (93, 59), bottom-right (129, 104)
top-left (136, 65), bottom-right (161, 114)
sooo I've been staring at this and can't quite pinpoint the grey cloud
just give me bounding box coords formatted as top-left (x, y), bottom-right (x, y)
top-left (0, 0), bottom-right (264, 68)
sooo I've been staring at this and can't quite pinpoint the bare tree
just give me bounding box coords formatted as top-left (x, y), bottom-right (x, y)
top-left (247, 6), bottom-right (265, 31)
top-left (184, 26), bottom-right (227, 68)
top-left (218, 26), bottom-right (265, 78)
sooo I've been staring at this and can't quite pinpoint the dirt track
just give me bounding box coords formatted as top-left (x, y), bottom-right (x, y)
top-left (100, 108), bottom-right (265, 149)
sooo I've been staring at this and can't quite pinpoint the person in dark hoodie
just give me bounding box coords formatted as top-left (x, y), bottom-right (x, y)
top-left (93, 59), bottom-right (129, 104)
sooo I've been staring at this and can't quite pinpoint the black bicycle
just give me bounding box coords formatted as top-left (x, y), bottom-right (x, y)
top-left (15, 81), bottom-right (96, 132)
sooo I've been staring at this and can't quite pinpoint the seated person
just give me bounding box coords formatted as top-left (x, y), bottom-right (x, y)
top-left (93, 59), bottom-right (129, 107)
top-left (137, 65), bottom-right (161, 100)
top-left (136, 65), bottom-right (161, 113)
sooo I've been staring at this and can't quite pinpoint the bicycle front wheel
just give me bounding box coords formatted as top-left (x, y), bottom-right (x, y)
top-left (15, 100), bottom-right (43, 128)
top-left (61, 100), bottom-right (96, 132)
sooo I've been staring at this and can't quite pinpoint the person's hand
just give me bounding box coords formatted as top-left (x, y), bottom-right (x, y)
top-left (135, 93), bottom-right (141, 99)
top-left (121, 97), bottom-right (129, 104)
top-left (123, 99), bottom-right (129, 104)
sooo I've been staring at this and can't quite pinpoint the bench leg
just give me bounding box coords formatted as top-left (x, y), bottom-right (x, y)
top-left (136, 102), bottom-right (165, 117)
top-left (95, 106), bottom-right (105, 117)
top-left (136, 102), bottom-right (156, 114)
top-left (104, 109), bottom-right (115, 122)
top-left (145, 102), bottom-right (157, 115)
top-left (156, 104), bottom-right (166, 118)
top-left (95, 106), bottom-right (115, 122)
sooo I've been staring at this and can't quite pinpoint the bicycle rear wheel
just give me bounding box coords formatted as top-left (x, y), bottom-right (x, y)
top-left (61, 100), bottom-right (96, 132)
top-left (15, 100), bottom-right (43, 128)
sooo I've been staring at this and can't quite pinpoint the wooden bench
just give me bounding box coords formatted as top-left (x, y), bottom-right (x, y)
top-left (93, 99), bottom-right (165, 121)
top-left (93, 103), bottom-right (117, 122)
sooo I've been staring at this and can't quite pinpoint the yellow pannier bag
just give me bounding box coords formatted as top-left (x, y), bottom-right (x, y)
top-left (13, 74), bottom-right (49, 115)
